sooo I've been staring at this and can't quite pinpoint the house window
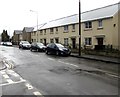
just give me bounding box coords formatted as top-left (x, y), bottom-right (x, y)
top-left (40, 30), bottom-right (43, 35)
top-left (64, 25), bottom-right (69, 32)
top-left (56, 27), bottom-right (58, 34)
top-left (85, 21), bottom-right (92, 28)
top-left (40, 39), bottom-right (43, 43)
top-left (72, 24), bottom-right (75, 32)
top-left (44, 29), bottom-right (46, 35)
top-left (56, 27), bottom-right (58, 32)
top-left (85, 38), bottom-right (92, 45)
top-left (98, 20), bottom-right (102, 27)
top-left (72, 24), bottom-right (75, 30)
top-left (50, 39), bottom-right (54, 43)
top-left (50, 28), bottom-right (54, 34)
top-left (64, 38), bottom-right (69, 46)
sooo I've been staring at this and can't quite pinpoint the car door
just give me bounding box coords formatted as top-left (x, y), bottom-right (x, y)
top-left (51, 44), bottom-right (57, 54)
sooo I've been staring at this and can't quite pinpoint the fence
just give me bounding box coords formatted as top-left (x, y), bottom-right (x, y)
top-left (70, 45), bottom-right (120, 58)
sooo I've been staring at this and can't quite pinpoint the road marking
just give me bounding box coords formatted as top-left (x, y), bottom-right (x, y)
top-left (0, 80), bottom-right (26, 87)
top-left (2, 74), bottom-right (9, 79)
top-left (0, 71), bottom-right (6, 74)
top-left (33, 91), bottom-right (42, 96)
top-left (48, 58), bottom-right (55, 61)
top-left (69, 64), bottom-right (79, 67)
top-left (58, 60), bottom-right (79, 68)
top-left (25, 83), bottom-right (34, 90)
top-left (6, 79), bottom-right (14, 84)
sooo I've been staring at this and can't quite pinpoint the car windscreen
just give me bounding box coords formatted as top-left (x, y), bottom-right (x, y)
top-left (56, 44), bottom-right (64, 48)
top-left (22, 41), bottom-right (30, 44)
top-left (37, 43), bottom-right (44, 47)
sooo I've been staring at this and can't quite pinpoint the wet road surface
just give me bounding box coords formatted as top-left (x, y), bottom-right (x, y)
top-left (0, 46), bottom-right (119, 96)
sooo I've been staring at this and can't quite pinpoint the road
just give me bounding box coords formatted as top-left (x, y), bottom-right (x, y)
top-left (0, 46), bottom-right (119, 96)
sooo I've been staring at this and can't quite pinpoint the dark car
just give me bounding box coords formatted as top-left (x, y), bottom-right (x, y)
top-left (45, 43), bottom-right (71, 56)
top-left (19, 41), bottom-right (31, 49)
top-left (30, 42), bottom-right (46, 52)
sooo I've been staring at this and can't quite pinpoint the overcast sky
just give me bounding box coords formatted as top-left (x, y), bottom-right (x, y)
top-left (0, 0), bottom-right (119, 36)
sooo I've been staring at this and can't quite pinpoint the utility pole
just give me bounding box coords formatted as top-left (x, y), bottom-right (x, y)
top-left (30, 10), bottom-right (38, 42)
top-left (79, 0), bottom-right (81, 56)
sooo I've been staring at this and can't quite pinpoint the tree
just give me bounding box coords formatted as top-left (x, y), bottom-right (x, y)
top-left (1, 30), bottom-right (10, 42)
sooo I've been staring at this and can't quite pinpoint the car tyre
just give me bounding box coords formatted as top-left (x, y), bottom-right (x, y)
top-left (30, 48), bottom-right (32, 51)
top-left (45, 50), bottom-right (48, 54)
top-left (56, 51), bottom-right (59, 56)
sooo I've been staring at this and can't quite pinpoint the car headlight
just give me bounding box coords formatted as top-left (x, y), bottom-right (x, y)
top-left (59, 48), bottom-right (64, 51)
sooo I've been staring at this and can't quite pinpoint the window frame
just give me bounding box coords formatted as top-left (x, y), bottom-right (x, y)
top-left (64, 25), bottom-right (69, 32)
top-left (85, 38), bottom-right (92, 45)
top-left (85, 21), bottom-right (92, 29)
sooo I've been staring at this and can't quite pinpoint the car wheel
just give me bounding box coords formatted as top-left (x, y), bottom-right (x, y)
top-left (45, 50), bottom-right (48, 54)
top-left (30, 48), bottom-right (32, 51)
top-left (56, 51), bottom-right (59, 56)
top-left (37, 49), bottom-right (39, 52)
top-left (21, 46), bottom-right (23, 49)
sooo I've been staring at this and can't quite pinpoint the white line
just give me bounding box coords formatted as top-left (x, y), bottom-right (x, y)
top-left (7, 79), bottom-right (14, 84)
top-left (69, 64), bottom-right (79, 67)
top-left (48, 58), bottom-right (55, 61)
top-left (8, 70), bottom-right (14, 73)
top-left (3, 74), bottom-right (10, 79)
top-left (0, 80), bottom-right (26, 87)
top-left (33, 91), bottom-right (42, 96)
top-left (0, 71), bottom-right (6, 74)
top-left (25, 83), bottom-right (33, 90)
top-left (58, 60), bottom-right (79, 68)
top-left (9, 72), bottom-right (20, 77)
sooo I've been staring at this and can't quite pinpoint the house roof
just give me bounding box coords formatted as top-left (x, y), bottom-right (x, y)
top-left (40, 14), bottom-right (78, 30)
top-left (14, 30), bottom-right (22, 34)
top-left (82, 3), bottom-right (119, 22)
top-left (23, 27), bottom-right (34, 32)
top-left (40, 3), bottom-right (119, 30)
top-left (33, 23), bottom-right (47, 31)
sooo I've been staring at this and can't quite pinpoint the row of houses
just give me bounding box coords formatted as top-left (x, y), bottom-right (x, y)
top-left (13, 3), bottom-right (120, 50)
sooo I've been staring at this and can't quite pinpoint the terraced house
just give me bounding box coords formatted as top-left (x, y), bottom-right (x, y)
top-left (13, 30), bottom-right (22, 45)
top-left (31, 3), bottom-right (120, 50)
top-left (13, 3), bottom-right (119, 50)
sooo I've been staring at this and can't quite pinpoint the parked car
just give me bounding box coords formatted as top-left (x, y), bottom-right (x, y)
top-left (5, 42), bottom-right (12, 46)
top-left (0, 42), bottom-right (4, 45)
top-left (30, 42), bottom-right (46, 52)
top-left (19, 41), bottom-right (31, 49)
top-left (45, 43), bottom-right (71, 56)
top-left (1, 42), bottom-right (12, 46)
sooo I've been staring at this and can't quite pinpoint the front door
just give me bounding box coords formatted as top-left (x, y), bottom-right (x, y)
top-left (97, 38), bottom-right (103, 45)
top-left (44, 39), bottom-right (46, 46)
top-left (71, 38), bottom-right (76, 49)
top-left (55, 38), bottom-right (59, 43)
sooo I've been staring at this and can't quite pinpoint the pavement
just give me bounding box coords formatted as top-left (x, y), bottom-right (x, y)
top-left (71, 53), bottom-right (120, 64)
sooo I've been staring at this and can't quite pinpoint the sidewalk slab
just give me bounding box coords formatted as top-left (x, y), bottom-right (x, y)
top-left (71, 53), bottom-right (120, 64)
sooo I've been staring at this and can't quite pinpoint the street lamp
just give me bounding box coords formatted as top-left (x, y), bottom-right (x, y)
top-left (30, 10), bottom-right (38, 42)
top-left (79, 0), bottom-right (81, 56)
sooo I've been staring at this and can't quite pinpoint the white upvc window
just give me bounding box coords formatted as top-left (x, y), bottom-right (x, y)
top-left (40, 39), bottom-right (43, 43)
top-left (85, 21), bottom-right (92, 28)
top-left (98, 20), bottom-right (103, 27)
top-left (50, 39), bottom-right (54, 43)
top-left (64, 38), bottom-right (69, 46)
top-left (64, 25), bottom-right (69, 32)
top-left (85, 38), bottom-right (92, 45)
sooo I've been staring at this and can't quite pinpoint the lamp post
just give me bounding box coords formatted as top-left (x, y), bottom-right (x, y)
top-left (79, 0), bottom-right (81, 56)
top-left (30, 10), bottom-right (38, 42)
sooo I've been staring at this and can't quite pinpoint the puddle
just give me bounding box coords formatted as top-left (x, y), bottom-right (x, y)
top-left (49, 66), bottom-right (73, 74)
